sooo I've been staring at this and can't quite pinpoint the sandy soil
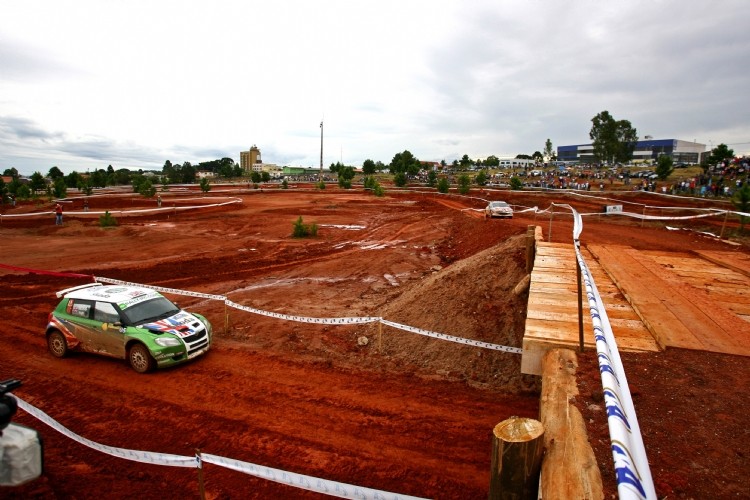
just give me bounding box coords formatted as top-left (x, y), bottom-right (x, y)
top-left (1, 185), bottom-right (748, 499)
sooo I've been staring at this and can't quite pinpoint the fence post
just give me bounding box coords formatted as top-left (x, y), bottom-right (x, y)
top-left (526, 225), bottom-right (536, 274)
top-left (489, 417), bottom-right (544, 500)
top-left (196, 449), bottom-right (206, 500)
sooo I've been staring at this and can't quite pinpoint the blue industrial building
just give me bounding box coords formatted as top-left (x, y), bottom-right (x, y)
top-left (557, 139), bottom-right (705, 165)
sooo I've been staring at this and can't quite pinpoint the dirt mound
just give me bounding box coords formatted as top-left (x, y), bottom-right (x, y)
top-left (372, 234), bottom-right (540, 393)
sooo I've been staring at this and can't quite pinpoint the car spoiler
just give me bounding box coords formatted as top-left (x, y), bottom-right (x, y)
top-left (56, 282), bottom-right (103, 298)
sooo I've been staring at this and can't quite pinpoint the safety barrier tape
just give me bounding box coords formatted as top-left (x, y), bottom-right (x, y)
top-left (200, 454), bottom-right (427, 500)
top-left (11, 396), bottom-right (427, 499)
top-left (13, 396), bottom-right (197, 468)
top-left (95, 276), bottom-right (227, 301)
top-left (380, 320), bottom-right (523, 353)
top-left (0, 263), bottom-right (94, 279)
top-left (225, 299), bottom-right (381, 325)
top-left (0, 197), bottom-right (242, 218)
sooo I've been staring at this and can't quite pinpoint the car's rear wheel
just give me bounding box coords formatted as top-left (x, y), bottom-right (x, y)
top-left (128, 343), bottom-right (156, 373)
top-left (47, 330), bottom-right (68, 358)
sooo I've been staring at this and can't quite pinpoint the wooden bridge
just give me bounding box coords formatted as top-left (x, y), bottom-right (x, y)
top-left (521, 238), bottom-right (750, 375)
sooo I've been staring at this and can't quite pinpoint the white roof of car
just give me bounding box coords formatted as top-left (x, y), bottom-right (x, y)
top-left (57, 283), bottom-right (162, 304)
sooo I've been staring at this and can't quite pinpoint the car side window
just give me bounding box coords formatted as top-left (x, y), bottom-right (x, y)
top-left (94, 302), bottom-right (121, 324)
top-left (68, 299), bottom-right (93, 319)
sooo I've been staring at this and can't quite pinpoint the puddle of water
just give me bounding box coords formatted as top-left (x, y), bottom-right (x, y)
top-left (319, 224), bottom-right (366, 230)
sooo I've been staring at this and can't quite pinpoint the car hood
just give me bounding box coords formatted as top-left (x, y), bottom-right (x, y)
top-left (140, 311), bottom-right (205, 338)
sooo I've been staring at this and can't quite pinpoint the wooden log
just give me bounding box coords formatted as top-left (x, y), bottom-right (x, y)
top-left (489, 417), bottom-right (544, 500)
top-left (540, 349), bottom-right (603, 499)
top-left (526, 225), bottom-right (536, 273)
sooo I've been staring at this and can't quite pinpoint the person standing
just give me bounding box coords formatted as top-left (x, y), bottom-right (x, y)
top-left (55, 203), bottom-right (63, 225)
top-left (157, 195), bottom-right (162, 208)
top-left (83, 198), bottom-right (89, 212)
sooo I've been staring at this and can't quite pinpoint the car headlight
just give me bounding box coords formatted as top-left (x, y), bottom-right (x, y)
top-left (154, 337), bottom-right (182, 347)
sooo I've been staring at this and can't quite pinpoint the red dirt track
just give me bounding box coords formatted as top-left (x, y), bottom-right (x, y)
top-left (1, 186), bottom-right (748, 499)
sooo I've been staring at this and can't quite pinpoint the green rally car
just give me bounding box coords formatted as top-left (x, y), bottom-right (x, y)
top-left (45, 283), bottom-right (212, 373)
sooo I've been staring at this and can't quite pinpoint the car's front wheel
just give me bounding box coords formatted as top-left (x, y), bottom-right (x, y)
top-left (128, 343), bottom-right (156, 373)
top-left (47, 330), bottom-right (68, 358)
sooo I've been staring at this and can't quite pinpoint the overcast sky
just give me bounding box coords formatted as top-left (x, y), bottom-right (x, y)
top-left (1, 0), bottom-right (749, 176)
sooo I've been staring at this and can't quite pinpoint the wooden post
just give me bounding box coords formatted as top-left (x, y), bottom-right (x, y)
top-left (378, 321), bottom-right (383, 353)
top-left (540, 349), bottom-right (603, 499)
top-left (525, 225), bottom-right (536, 274)
top-left (576, 243), bottom-right (584, 352)
top-left (720, 209), bottom-right (729, 239)
top-left (489, 417), bottom-right (544, 500)
top-left (548, 208), bottom-right (554, 242)
top-left (196, 449), bottom-right (206, 500)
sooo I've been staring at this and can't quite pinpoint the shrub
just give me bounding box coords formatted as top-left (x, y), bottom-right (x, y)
top-left (99, 210), bottom-right (118, 227)
top-left (437, 177), bottom-right (450, 193)
top-left (292, 216), bottom-right (318, 238)
top-left (510, 176), bottom-right (523, 190)
top-left (317, 180), bottom-right (326, 190)
top-left (282, 179), bottom-right (289, 189)
top-left (457, 174), bottom-right (471, 194)
top-left (373, 183), bottom-right (385, 197)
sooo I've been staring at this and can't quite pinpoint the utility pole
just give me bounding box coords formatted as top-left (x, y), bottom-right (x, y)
top-left (319, 120), bottom-right (324, 182)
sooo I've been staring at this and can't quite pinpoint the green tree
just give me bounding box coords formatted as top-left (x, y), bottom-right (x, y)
top-left (437, 177), bottom-right (450, 193)
top-left (99, 210), bottom-right (118, 227)
top-left (261, 171), bottom-right (271, 183)
top-left (707, 143), bottom-right (735, 167)
top-left (139, 179), bottom-right (156, 198)
top-left (362, 159), bottom-right (376, 175)
top-left (17, 184), bottom-right (31, 199)
top-left (53, 177), bottom-right (67, 199)
top-left (475, 170), bottom-right (487, 186)
top-left (48, 166), bottom-right (64, 180)
top-left (29, 172), bottom-right (46, 194)
top-left (3, 167), bottom-right (19, 178)
top-left (655, 155), bottom-right (674, 180)
top-left (338, 166), bottom-right (355, 189)
top-left (292, 216), bottom-right (318, 238)
top-left (484, 155), bottom-right (500, 167)
top-left (200, 177), bottom-right (211, 193)
top-left (532, 151), bottom-right (543, 162)
top-left (589, 110), bottom-right (638, 164)
top-left (732, 183), bottom-right (750, 233)
top-left (64, 171), bottom-right (82, 189)
top-left (427, 170), bottom-right (437, 187)
top-left (510, 176), bottom-right (523, 190)
top-left (459, 154), bottom-right (473, 169)
top-left (219, 162), bottom-right (234, 178)
top-left (250, 171), bottom-right (261, 184)
top-left (78, 179), bottom-right (94, 196)
top-left (544, 139), bottom-right (554, 161)
top-left (393, 172), bottom-right (407, 187)
top-left (282, 179), bottom-right (289, 189)
top-left (0, 177), bottom-right (6, 203)
top-left (457, 174), bottom-right (471, 194)
top-left (389, 150), bottom-right (420, 176)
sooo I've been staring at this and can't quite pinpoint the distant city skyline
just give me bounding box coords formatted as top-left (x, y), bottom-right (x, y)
top-left (1, 1), bottom-right (749, 176)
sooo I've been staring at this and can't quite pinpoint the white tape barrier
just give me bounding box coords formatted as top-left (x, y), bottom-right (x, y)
top-left (0, 197), bottom-right (241, 218)
top-left (10, 396), bottom-right (427, 500)
top-left (201, 454), bottom-right (427, 500)
top-left (93, 277), bottom-right (523, 353)
top-left (13, 396), bottom-right (197, 468)
top-left (380, 319), bottom-right (522, 354)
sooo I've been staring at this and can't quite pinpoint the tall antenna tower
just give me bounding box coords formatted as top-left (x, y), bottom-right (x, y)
top-left (319, 120), bottom-right (324, 181)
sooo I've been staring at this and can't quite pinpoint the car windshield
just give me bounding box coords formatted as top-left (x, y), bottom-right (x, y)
top-left (120, 296), bottom-right (180, 325)
top-left (491, 202), bottom-right (509, 207)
